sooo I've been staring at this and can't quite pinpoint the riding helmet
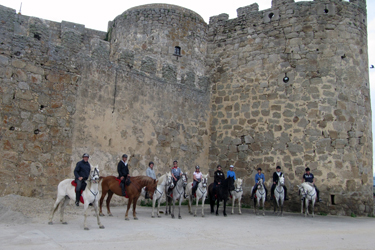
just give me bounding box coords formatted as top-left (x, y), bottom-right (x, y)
top-left (82, 153), bottom-right (89, 158)
top-left (149, 161), bottom-right (154, 166)
top-left (257, 167), bottom-right (262, 171)
top-left (195, 165), bottom-right (200, 169)
top-left (276, 166), bottom-right (281, 169)
top-left (229, 165), bottom-right (234, 168)
top-left (122, 154), bottom-right (128, 158)
top-left (217, 165), bottom-right (222, 169)
top-left (173, 160), bottom-right (178, 164)
top-left (305, 167), bottom-right (310, 171)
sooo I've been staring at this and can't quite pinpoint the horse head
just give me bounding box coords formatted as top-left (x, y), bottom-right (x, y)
top-left (297, 184), bottom-right (306, 197)
top-left (278, 176), bottom-right (285, 187)
top-left (147, 178), bottom-right (158, 200)
top-left (257, 178), bottom-right (264, 190)
top-left (201, 174), bottom-right (208, 188)
top-left (235, 178), bottom-right (243, 190)
top-left (166, 172), bottom-right (174, 189)
top-left (90, 165), bottom-right (100, 183)
top-left (227, 176), bottom-right (235, 191)
top-left (181, 172), bottom-right (188, 187)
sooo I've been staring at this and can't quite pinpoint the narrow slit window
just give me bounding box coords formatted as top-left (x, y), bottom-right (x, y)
top-left (174, 46), bottom-right (181, 56)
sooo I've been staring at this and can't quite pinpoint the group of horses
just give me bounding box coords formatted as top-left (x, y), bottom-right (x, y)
top-left (48, 166), bottom-right (317, 230)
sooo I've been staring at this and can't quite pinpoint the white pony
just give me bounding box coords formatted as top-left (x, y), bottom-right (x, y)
top-left (297, 182), bottom-right (317, 217)
top-left (140, 172), bottom-right (174, 218)
top-left (273, 176), bottom-right (285, 216)
top-left (186, 174), bottom-right (208, 217)
top-left (230, 178), bottom-right (243, 215)
top-left (48, 165), bottom-right (104, 230)
top-left (166, 172), bottom-right (188, 219)
top-left (252, 178), bottom-right (266, 216)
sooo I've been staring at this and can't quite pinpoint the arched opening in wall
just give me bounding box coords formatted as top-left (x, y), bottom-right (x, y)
top-left (268, 13), bottom-right (274, 19)
top-left (34, 129), bottom-right (40, 135)
top-left (331, 195), bottom-right (336, 205)
top-left (324, 8), bottom-right (329, 13)
top-left (9, 126), bottom-right (15, 131)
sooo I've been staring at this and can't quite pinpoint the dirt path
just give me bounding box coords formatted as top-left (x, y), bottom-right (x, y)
top-left (0, 195), bottom-right (374, 250)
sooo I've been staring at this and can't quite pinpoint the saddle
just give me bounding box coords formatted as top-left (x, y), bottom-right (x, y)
top-left (116, 178), bottom-right (129, 198)
top-left (71, 181), bottom-right (85, 204)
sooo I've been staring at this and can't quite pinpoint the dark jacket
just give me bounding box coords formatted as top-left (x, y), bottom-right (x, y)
top-left (117, 161), bottom-right (129, 178)
top-left (74, 160), bottom-right (91, 180)
top-left (273, 172), bottom-right (284, 183)
top-left (214, 170), bottom-right (225, 184)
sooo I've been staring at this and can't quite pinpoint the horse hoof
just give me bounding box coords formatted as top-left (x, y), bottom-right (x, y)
top-left (48, 222), bottom-right (53, 225)
top-left (231, 212), bottom-right (234, 214)
top-left (158, 215), bottom-right (161, 218)
top-left (171, 215), bottom-right (175, 219)
top-left (194, 214), bottom-right (197, 217)
top-left (134, 217), bottom-right (138, 220)
top-left (62, 222), bottom-right (67, 225)
top-left (216, 214), bottom-right (219, 216)
top-left (239, 212), bottom-right (242, 215)
top-left (108, 213), bottom-right (113, 217)
top-left (99, 213), bottom-right (104, 217)
top-left (178, 216), bottom-right (182, 219)
top-left (151, 216), bottom-right (154, 218)
top-left (224, 214), bottom-right (227, 217)
top-left (125, 218), bottom-right (129, 221)
top-left (99, 225), bottom-right (105, 229)
top-left (202, 215), bottom-right (205, 217)
top-left (84, 227), bottom-right (89, 230)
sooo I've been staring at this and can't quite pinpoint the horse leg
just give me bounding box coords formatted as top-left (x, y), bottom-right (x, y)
top-left (223, 199), bottom-right (227, 217)
top-left (194, 195), bottom-right (198, 217)
top-left (231, 196), bottom-right (235, 214)
top-left (301, 199), bottom-right (304, 216)
top-left (171, 197), bottom-right (175, 219)
top-left (254, 198), bottom-right (257, 215)
top-left (238, 197), bottom-right (242, 215)
top-left (132, 197), bottom-right (138, 220)
top-left (125, 199), bottom-right (131, 220)
top-left (216, 199), bottom-right (219, 216)
top-left (93, 200), bottom-right (105, 229)
top-left (60, 196), bottom-right (70, 224)
top-left (48, 195), bottom-right (64, 224)
top-left (312, 199), bottom-right (315, 218)
top-left (280, 198), bottom-right (284, 217)
top-left (305, 199), bottom-right (309, 217)
top-left (165, 197), bottom-right (169, 215)
top-left (83, 203), bottom-right (90, 230)
top-left (178, 197), bottom-right (182, 219)
top-left (99, 188), bottom-right (108, 217)
top-left (201, 194), bottom-right (206, 217)
top-left (106, 190), bottom-right (114, 216)
top-left (188, 195), bottom-right (192, 215)
top-left (151, 195), bottom-right (156, 218)
top-left (210, 197), bottom-right (214, 214)
top-left (262, 198), bottom-right (265, 216)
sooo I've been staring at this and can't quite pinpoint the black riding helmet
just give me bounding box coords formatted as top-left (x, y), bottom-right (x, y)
top-left (257, 167), bottom-right (262, 171)
top-left (305, 167), bottom-right (310, 171)
top-left (276, 166), bottom-right (281, 169)
top-left (149, 161), bottom-right (154, 166)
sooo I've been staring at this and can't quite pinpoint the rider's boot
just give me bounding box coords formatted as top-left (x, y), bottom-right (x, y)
top-left (75, 191), bottom-right (80, 206)
top-left (145, 191), bottom-right (149, 199)
top-left (250, 189), bottom-right (255, 199)
top-left (120, 182), bottom-right (126, 196)
top-left (184, 187), bottom-right (188, 199)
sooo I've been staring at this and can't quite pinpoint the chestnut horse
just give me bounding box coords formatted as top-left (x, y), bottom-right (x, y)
top-left (99, 176), bottom-right (157, 220)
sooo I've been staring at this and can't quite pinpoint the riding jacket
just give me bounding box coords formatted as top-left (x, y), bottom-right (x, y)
top-left (74, 160), bottom-right (91, 180)
top-left (214, 170), bottom-right (225, 184)
top-left (273, 171), bottom-right (284, 183)
top-left (226, 170), bottom-right (236, 180)
top-left (303, 173), bottom-right (314, 183)
top-left (171, 167), bottom-right (182, 179)
top-left (117, 160), bottom-right (129, 179)
top-left (146, 167), bottom-right (156, 180)
top-left (255, 173), bottom-right (265, 183)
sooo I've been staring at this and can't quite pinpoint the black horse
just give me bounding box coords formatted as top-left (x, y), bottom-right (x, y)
top-left (208, 176), bottom-right (235, 216)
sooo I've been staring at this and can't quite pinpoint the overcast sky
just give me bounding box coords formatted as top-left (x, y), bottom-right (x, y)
top-left (1, 0), bottom-right (374, 174)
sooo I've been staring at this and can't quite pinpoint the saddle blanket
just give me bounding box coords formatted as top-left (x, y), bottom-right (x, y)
top-left (116, 178), bottom-right (129, 198)
top-left (71, 180), bottom-right (85, 204)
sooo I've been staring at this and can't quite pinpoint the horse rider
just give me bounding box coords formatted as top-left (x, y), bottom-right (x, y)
top-left (170, 160), bottom-right (187, 198)
top-left (250, 167), bottom-right (268, 200)
top-left (118, 154), bottom-right (129, 197)
top-left (213, 165), bottom-right (225, 195)
top-left (73, 153), bottom-right (91, 206)
top-left (226, 165), bottom-right (236, 180)
top-left (270, 165), bottom-right (289, 200)
top-left (145, 161), bottom-right (156, 199)
top-left (302, 167), bottom-right (322, 202)
top-left (192, 165), bottom-right (202, 195)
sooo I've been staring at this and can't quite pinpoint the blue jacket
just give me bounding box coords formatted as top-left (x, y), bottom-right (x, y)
top-left (227, 170), bottom-right (236, 180)
top-left (74, 160), bottom-right (91, 180)
top-left (255, 173), bottom-right (265, 183)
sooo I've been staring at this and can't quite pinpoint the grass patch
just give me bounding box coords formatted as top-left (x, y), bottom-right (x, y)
top-left (318, 212), bottom-right (328, 216)
top-left (350, 213), bottom-right (357, 218)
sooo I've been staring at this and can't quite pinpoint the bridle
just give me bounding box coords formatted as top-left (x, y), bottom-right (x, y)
top-left (300, 184), bottom-right (316, 200)
top-left (233, 179), bottom-right (243, 193)
top-left (174, 173), bottom-right (187, 197)
top-left (256, 180), bottom-right (265, 196)
top-left (88, 167), bottom-right (99, 199)
top-left (197, 177), bottom-right (207, 195)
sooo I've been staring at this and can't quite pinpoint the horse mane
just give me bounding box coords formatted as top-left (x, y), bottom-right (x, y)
top-left (157, 174), bottom-right (166, 183)
top-left (131, 176), bottom-right (156, 186)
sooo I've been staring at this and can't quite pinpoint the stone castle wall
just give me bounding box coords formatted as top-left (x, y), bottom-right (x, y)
top-left (0, 0), bottom-right (372, 215)
top-left (207, 0), bottom-right (371, 215)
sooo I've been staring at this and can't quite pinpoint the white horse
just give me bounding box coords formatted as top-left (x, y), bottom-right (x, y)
top-left (273, 176), bottom-right (285, 216)
top-left (230, 178), bottom-right (243, 215)
top-left (48, 165), bottom-right (104, 230)
top-left (186, 174), bottom-right (208, 217)
top-left (140, 172), bottom-right (174, 218)
top-left (297, 182), bottom-right (317, 217)
top-left (252, 178), bottom-right (266, 216)
top-left (166, 172), bottom-right (188, 219)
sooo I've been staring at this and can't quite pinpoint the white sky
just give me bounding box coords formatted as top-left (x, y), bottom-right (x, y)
top-left (0, 0), bottom-right (374, 175)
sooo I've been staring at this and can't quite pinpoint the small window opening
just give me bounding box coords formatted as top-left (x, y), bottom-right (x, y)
top-left (268, 13), bottom-right (274, 19)
top-left (34, 129), bottom-right (40, 135)
top-left (324, 9), bottom-right (329, 14)
top-left (331, 195), bottom-right (335, 205)
top-left (40, 105), bottom-right (45, 110)
top-left (174, 46), bottom-right (181, 56)
top-left (33, 33), bottom-right (41, 40)
top-left (9, 126), bottom-right (15, 131)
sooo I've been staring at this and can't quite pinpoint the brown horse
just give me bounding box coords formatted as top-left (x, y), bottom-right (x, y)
top-left (99, 176), bottom-right (157, 220)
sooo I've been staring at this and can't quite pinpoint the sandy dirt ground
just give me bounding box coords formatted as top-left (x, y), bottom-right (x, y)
top-left (0, 194), bottom-right (374, 250)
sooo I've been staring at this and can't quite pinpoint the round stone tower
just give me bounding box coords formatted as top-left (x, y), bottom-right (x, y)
top-left (108, 4), bottom-right (208, 90)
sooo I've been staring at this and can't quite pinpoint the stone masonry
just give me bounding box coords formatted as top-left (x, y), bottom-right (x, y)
top-left (0, 0), bottom-right (372, 215)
